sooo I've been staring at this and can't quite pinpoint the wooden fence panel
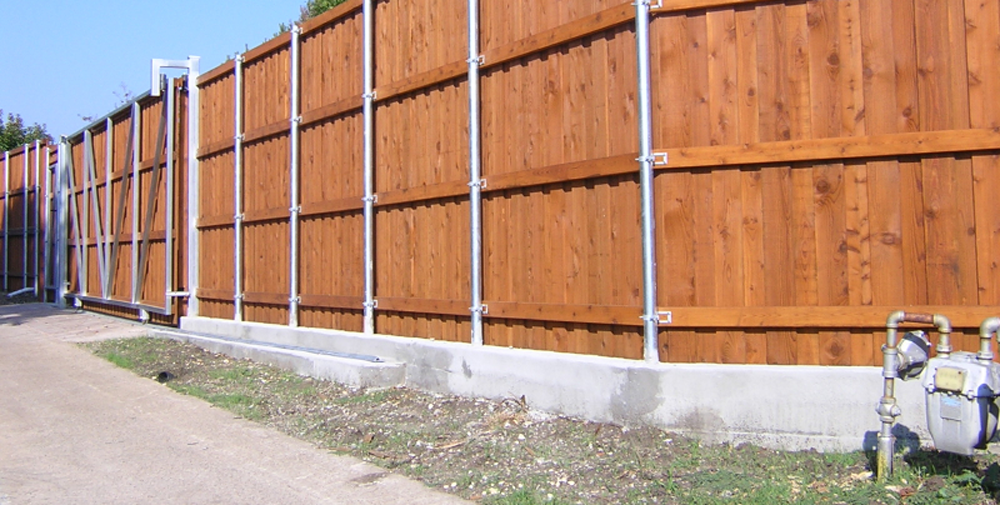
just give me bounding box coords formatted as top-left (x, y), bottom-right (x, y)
top-left (181, 0), bottom-right (1000, 365)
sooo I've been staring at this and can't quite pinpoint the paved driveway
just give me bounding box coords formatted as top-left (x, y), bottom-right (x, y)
top-left (0, 304), bottom-right (468, 504)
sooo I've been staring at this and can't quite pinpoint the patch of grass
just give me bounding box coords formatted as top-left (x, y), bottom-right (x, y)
top-left (84, 336), bottom-right (1000, 505)
top-left (103, 351), bottom-right (135, 370)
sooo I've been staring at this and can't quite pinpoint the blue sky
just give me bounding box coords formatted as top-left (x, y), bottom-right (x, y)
top-left (1, 1), bottom-right (302, 139)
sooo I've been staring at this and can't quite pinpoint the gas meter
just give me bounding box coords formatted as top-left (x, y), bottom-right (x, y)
top-left (877, 314), bottom-right (1000, 480)
top-left (922, 351), bottom-right (1000, 455)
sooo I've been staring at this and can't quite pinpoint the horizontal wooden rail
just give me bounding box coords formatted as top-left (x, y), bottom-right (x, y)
top-left (660, 306), bottom-right (1000, 329)
top-left (197, 288), bottom-right (233, 302)
top-left (665, 129), bottom-right (1000, 169)
top-left (198, 127), bottom-right (1000, 227)
top-left (484, 301), bottom-right (643, 326)
top-left (376, 297), bottom-right (470, 317)
top-left (243, 291), bottom-right (289, 306)
top-left (299, 294), bottom-right (363, 310)
top-left (79, 230), bottom-right (167, 246)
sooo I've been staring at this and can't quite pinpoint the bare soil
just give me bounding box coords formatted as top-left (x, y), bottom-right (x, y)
top-left (85, 336), bottom-right (1000, 505)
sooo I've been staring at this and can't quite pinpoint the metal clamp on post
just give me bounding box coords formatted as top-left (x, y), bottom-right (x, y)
top-left (234, 134), bottom-right (245, 143)
top-left (289, 296), bottom-right (301, 304)
top-left (234, 293), bottom-right (244, 301)
top-left (289, 206), bottom-right (302, 215)
top-left (362, 195), bottom-right (378, 204)
top-left (640, 313), bottom-right (660, 324)
top-left (467, 55), bottom-right (485, 66)
top-left (636, 152), bottom-right (668, 166)
top-left (470, 304), bottom-right (489, 316)
top-left (233, 213), bottom-right (245, 222)
top-left (362, 91), bottom-right (377, 101)
top-left (468, 178), bottom-right (487, 189)
top-left (363, 299), bottom-right (378, 310)
top-left (291, 116), bottom-right (302, 125)
top-left (632, 0), bottom-right (663, 8)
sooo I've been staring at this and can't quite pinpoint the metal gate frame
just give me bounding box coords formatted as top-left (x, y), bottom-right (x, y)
top-left (54, 57), bottom-right (199, 320)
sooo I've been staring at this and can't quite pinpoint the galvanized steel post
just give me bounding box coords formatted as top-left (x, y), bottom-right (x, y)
top-left (3, 150), bottom-right (8, 292)
top-left (187, 56), bottom-right (202, 318)
top-left (131, 102), bottom-right (141, 304)
top-left (635, 0), bottom-right (660, 362)
top-left (233, 55), bottom-right (246, 322)
top-left (467, 0), bottom-right (485, 345)
top-left (22, 144), bottom-right (29, 290)
top-left (34, 140), bottom-right (41, 296)
top-left (164, 81), bottom-right (176, 315)
top-left (104, 118), bottom-right (113, 291)
top-left (57, 138), bottom-right (72, 307)
top-left (362, 0), bottom-right (376, 335)
top-left (288, 26), bottom-right (303, 327)
top-left (42, 144), bottom-right (50, 302)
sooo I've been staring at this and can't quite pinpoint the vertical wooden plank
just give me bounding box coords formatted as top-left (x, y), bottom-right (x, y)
top-left (792, 165), bottom-right (818, 364)
top-left (707, 8), bottom-right (739, 147)
top-left (714, 169), bottom-right (744, 364)
top-left (815, 163), bottom-right (850, 365)
top-left (741, 168), bottom-right (766, 363)
top-left (736, 5), bottom-right (759, 146)
top-left (761, 165), bottom-right (795, 364)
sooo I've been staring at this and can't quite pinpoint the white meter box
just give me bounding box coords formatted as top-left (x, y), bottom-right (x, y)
top-left (922, 352), bottom-right (1000, 455)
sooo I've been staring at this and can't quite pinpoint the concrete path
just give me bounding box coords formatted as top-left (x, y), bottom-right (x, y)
top-left (0, 304), bottom-right (468, 505)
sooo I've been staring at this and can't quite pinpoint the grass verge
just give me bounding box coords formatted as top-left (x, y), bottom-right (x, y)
top-left (85, 336), bottom-right (1000, 505)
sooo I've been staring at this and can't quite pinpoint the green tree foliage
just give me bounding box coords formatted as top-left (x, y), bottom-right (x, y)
top-left (0, 111), bottom-right (52, 153)
top-left (278, 0), bottom-right (348, 33)
top-left (301, 0), bottom-right (349, 19)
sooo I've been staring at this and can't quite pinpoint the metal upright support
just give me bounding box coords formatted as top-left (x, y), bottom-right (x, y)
top-left (288, 26), bottom-right (303, 327)
top-left (84, 130), bottom-right (109, 298)
top-left (164, 81), bottom-right (177, 315)
top-left (80, 133), bottom-right (90, 296)
top-left (635, 0), bottom-right (660, 362)
top-left (104, 118), bottom-right (113, 286)
top-left (362, 0), bottom-right (376, 334)
top-left (22, 144), bottom-right (29, 290)
top-left (3, 150), bottom-right (8, 292)
top-left (186, 56), bottom-right (202, 318)
top-left (56, 139), bottom-right (70, 307)
top-left (42, 144), bottom-right (51, 302)
top-left (234, 55), bottom-right (246, 322)
top-left (467, 0), bottom-right (485, 345)
top-left (131, 102), bottom-right (141, 304)
top-left (34, 140), bottom-right (41, 297)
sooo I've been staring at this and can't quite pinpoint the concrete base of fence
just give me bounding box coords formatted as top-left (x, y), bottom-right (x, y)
top-left (178, 316), bottom-right (930, 452)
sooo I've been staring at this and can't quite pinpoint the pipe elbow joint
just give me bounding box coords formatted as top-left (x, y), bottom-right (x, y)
top-left (980, 317), bottom-right (1000, 339)
top-left (886, 310), bottom-right (907, 329)
top-left (933, 314), bottom-right (953, 334)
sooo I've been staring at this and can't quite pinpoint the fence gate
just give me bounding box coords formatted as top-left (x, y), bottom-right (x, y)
top-left (56, 76), bottom-right (189, 322)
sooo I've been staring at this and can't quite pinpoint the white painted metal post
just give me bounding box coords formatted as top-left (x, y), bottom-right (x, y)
top-left (233, 55), bottom-right (246, 322)
top-left (288, 26), bottom-right (303, 327)
top-left (362, 0), bottom-right (376, 334)
top-left (636, 0), bottom-right (660, 362)
top-left (467, 0), bottom-right (485, 345)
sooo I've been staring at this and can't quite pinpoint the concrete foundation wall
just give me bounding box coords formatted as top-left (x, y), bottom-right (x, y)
top-left (179, 316), bottom-right (930, 452)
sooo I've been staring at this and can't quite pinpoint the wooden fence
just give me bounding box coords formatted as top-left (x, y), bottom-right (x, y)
top-left (8, 0), bottom-right (999, 367)
top-left (188, 0), bottom-right (1000, 365)
top-left (0, 141), bottom-right (49, 296)
top-left (60, 80), bottom-right (188, 324)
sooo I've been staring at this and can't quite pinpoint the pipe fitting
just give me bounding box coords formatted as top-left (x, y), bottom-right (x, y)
top-left (979, 317), bottom-right (1000, 362)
